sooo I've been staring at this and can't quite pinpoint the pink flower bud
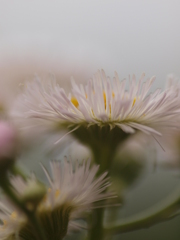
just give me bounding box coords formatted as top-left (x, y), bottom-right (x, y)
top-left (0, 121), bottom-right (17, 159)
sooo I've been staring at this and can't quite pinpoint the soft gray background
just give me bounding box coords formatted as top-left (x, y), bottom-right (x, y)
top-left (0, 1), bottom-right (180, 239)
top-left (1, 1), bottom-right (180, 84)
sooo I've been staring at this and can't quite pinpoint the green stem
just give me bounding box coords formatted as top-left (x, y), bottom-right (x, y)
top-left (0, 174), bottom-right (47, 240)
top-left (88, 208), bottom-right (104, 240)
top-left (104, 185), bottom-right (180, 235)
top-left (71, 125), bottom-right (129, 240)
top-left (88, 143), bottom-right (116, 240)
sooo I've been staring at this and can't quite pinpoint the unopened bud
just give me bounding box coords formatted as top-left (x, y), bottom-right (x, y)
top-left (21, 181), bottom-right (46, 210)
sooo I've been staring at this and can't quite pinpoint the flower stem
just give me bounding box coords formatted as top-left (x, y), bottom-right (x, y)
top-left (0, 174), bottom-right (47, 240)
top-left (88, 208), bottom-right (104, 240)
top-left (104, 185), bottom-right (180, 235)
top-left (88, 143), bottom-right (116, 240)
top-left (72, 125), bottom-right (129, 240)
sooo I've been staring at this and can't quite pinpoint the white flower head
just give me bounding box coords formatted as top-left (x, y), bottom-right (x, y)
top-left (0, 190), bottom-right (26, 240)
top-left (0, 159), bottom-right (115, 239)
top-left (40, 159), bottom-right (116, 234)
top-left (0, 202), bottom-right (25, 240)
top-left (0, 177), bottom-right (45, 240)
top-left (13, 70), bottom-right (180, 138)
top-left (41, 159), bottom-right (115, 214)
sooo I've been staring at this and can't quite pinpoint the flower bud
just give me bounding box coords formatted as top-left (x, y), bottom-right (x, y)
top-left (21, 181), bottom-right (46, 210)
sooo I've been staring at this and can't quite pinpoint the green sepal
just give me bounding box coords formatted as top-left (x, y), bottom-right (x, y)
top-left (17, 205), bottom-right (72, 240)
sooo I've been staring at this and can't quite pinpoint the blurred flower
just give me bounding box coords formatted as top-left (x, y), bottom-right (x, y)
top-left (40, 159), bottom-right (115, 230)
top-left (148, 74), bottom-right (180, 169)
top-left (152, 74), bottom-right (180, 168)
top-left (155, 129), bottom-right (180, 168)
top-left (0, 176), bottom-right (46, 240)
top-left (0, 159), bottom-right (115, 239)
top-left (0, 199), bottom-right (26, 240)
top-left (11, 176), bottom-right (47, 210)
top-left (110, 133), bottom-right (148, 194)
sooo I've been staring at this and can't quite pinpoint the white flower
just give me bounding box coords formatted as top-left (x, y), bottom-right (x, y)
top-left (0, 159), bottom-right (115, 239)
top-left (0, 196), bottom-right (26, 240)
top-left (41, 159), bottom-right (115, 217)
top-left (0, 177), bottom-right (45, 240)
top-left (12, 70), bottom-right (180, 137)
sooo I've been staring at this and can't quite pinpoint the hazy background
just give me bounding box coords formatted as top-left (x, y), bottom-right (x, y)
top-left (0, 1), bottom-right (180, 239)
top-left (1, 1), bottom-right (180, 86)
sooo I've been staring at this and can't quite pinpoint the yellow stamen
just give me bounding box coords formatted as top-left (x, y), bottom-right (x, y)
top-left (3, 220), bottom-right (7, 228)
top-left (103, 91), bottom-right (106, 109)
top-left (11, 211), bottom-right (17, 219)
top-left (71, 97), bottom-right (79, 108)
top-left (103, 91), bottom-right (115, 111)
top-left (55, 189), bottom-right (60, 198)
top-left (132, 97), bottom-right (137, 106)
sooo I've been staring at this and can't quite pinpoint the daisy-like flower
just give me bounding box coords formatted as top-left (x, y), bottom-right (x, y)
top-left (40, 159), bottom-right (115, 235)
top-left (0, 159), bottom-right (114, 240)
top-left (13, 70), bottom-right (180, 135)
top-left (0, 176), bottom-right (46, 240)
top-left (12, 70), bottom-right (180, 167)
top-left (0, 199), bottom-right (26, 240)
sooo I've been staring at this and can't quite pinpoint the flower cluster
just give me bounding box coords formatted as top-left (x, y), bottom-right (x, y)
top-left (1, 69), bottom-right (180, 240)
top-left (0, 159), bottom-right (115, 240)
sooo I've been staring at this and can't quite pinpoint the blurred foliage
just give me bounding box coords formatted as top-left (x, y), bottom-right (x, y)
top-left (110, 149), bottom-right (145, 194)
